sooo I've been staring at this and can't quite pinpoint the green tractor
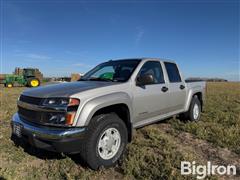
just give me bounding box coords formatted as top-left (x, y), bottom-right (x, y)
top-left (0, 68), bottom-right (41, 88)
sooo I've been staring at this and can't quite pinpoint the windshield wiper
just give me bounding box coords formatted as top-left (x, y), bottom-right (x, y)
top-left (88, 77), bottom-right (113, 82)
top-left (79, 77), bottom-right (123, 82)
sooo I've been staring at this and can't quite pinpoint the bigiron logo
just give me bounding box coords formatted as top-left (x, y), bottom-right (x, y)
top-left (181, 161), bottom-right (237, 179)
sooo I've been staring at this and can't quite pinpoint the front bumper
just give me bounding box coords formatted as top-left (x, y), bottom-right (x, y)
top-left (11, 113), bottom-right (86, 153)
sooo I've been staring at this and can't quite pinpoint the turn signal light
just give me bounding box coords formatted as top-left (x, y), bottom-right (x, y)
top-left (69, 98), bottom-right (80, 107)
top-left (66, 112), bottom-right (76, 125)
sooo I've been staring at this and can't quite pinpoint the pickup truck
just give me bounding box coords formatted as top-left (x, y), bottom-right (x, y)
top-left (11, 58), bottom-right (206, 169)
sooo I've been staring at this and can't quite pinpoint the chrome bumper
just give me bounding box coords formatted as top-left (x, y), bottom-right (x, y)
top-left (11, 113), bottom-right (86, 140)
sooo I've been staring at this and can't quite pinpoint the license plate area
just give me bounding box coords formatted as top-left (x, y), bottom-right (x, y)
top-left (13, 123), bottom-right (23, 138)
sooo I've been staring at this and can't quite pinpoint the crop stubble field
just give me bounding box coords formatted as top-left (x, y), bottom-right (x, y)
top-left (0, 82), bottom-right (239, 180)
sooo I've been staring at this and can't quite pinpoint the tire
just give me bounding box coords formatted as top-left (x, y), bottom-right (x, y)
top-left (27, 78), bottom-right (40, 87)
top-left (79, 113), bottom-right (128, 170)
top-left (6, 83), bottom-right (13, 88)
top-left (181, 96), bottom-right (201, 121)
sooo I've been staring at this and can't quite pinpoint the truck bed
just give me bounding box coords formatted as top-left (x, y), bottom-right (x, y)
top-left (186, 80), bottom-right (206, 94)
top-left (185, 79), bottom-right (205, 83)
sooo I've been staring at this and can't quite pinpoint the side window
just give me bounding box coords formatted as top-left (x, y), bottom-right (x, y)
top-left (138, 61), bottom-right (165, 84)
top-left (164, 62), bottom-right (182, 83)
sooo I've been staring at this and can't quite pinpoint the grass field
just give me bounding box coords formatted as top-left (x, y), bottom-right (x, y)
top-left (0, 82), bottom-right (239, 179)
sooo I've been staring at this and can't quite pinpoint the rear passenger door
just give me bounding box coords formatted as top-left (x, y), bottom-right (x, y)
top-left (164, 62), bottom-right (187, 112)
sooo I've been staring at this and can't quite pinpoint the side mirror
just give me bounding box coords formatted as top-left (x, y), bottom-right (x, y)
top-left (136, 74), bottom-right (154, 86)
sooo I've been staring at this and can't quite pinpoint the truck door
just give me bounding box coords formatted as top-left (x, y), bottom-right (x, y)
top-left (133, 61), bottom-right (170, 123)
top-left (163, 62), bottom-right (187, 112)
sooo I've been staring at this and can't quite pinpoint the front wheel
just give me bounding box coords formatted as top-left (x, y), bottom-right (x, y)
top-left (79, 113), bottom-right (128, 170)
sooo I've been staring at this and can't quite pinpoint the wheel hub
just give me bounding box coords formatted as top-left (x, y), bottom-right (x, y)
top-left (97, 128), bottom-right (121, 160)
top-left (193, 104), bottom-right (199, 120)
top-left (31, 80), bottom-right (39, 87)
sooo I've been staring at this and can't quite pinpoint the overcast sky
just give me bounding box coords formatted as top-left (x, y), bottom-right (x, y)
top-left (1, 0), bottom-right (239, 81)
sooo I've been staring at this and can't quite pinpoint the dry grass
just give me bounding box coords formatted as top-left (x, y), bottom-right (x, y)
top-left (0, 82), bottom-right (239, 179)
top-left (171, 82), bottom-right (240, 154)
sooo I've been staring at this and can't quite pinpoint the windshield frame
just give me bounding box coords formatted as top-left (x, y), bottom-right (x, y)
top-left (80, 59), bottom-right (141, 82)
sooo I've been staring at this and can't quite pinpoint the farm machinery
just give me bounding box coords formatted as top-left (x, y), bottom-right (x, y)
top-left (0, 68), bottom-right (43, 88)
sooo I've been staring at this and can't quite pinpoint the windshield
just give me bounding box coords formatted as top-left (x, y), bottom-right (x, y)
top-left (80, 60), bottom-right (141, 82)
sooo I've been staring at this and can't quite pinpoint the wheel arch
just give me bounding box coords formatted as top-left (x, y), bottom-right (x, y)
top-left (93, 103), bottom-right (132, 142)
top-left (185, 90), bottom-right (203, 112)
top-left (75, 92), bottom-right (133, 142)
top-left (193, 92), bottom-right (203, 110)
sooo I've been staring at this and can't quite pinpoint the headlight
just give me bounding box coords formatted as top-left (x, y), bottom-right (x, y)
top-left (46, 111), bottom-right (77, 126)
top-left (43, 98), bottom-right (80, 107)
top-left (47, 113), bottom-right (66, 125)
top-left (42, 98), bottom-right (70, 106)
top-left (43, 98), bottom-right (80, 126)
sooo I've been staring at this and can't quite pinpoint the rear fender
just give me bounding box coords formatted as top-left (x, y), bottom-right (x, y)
top-left (184, 87), bottom-right (202, 112)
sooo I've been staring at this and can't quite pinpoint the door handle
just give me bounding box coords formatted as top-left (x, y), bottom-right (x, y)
top-left (180, 85), bottom-right (185, 90)
top-left (161, 86), bottom-right (168, 92)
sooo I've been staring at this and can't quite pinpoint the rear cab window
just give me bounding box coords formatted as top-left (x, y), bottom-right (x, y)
top-left (164, 62), bottom-right (182, 83)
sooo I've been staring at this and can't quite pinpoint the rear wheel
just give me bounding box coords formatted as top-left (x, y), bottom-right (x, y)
top-left (79, 113), bottom-right (128, 170)
top-left (180, 96), bottom-right (201, 121)
top-left (6, 83), bottom-right (13, 88)
top-left (27, 78), bottom-right (40, 87)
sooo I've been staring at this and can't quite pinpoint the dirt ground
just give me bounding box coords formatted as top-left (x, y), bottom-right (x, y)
top-left (0, 82), bottom-right (239, 179)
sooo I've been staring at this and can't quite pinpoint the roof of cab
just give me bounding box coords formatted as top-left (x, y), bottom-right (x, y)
top-left (110, 58), bottom-right (175, 63)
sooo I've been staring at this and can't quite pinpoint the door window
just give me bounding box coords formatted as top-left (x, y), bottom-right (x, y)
top-left (164, 62), bottom-right (182, 83)
top-left (138, 61), bottom-right (165, 84)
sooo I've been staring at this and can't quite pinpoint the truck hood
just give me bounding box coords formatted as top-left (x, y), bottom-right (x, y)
top-left (22, 81), bottom-right (118, 98)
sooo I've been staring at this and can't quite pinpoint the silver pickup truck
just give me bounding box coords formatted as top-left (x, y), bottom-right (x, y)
top-left (11, 58), bottom-right (206, 169)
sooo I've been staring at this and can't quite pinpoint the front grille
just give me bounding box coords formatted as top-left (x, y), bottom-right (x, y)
top-left (18, 106), bottom-right (42, 124)
top-left (18, 106), bottom-right (66, 126)
top-left (19, 95), bottom-right (43, 105)
top-left (18, 95), bottom-right (67, 126)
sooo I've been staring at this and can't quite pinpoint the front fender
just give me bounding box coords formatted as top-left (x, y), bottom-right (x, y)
top-left (75, 92), bottom-right (132, 127)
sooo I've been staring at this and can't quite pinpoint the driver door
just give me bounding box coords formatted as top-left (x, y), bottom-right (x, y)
top-left (132, 61), bottom-right (170, 125)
